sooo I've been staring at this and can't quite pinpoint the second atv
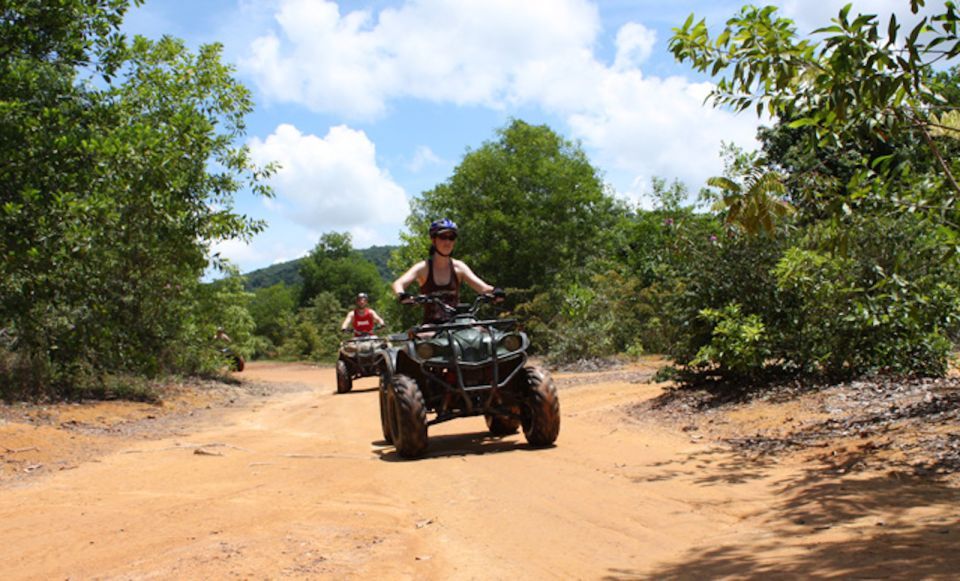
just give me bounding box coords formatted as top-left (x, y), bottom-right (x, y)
top-left (336, 331), bottom-right (388, 394)
top-left (378, 293), bottom-right (560, 458)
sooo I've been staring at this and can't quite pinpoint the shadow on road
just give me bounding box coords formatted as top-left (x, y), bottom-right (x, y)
top-left (616, 452), bottom-right (960, 580)
top-left (373, 430), bottom-right (554, 462)
top-left (336, 386), bottom-right (379, 396)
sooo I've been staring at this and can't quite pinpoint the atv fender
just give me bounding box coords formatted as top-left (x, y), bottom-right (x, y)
top-left (393, 347), bottom-right (422, 379)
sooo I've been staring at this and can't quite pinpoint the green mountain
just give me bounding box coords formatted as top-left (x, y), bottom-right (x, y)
top-left (243, 245), bottom-right (397, 290)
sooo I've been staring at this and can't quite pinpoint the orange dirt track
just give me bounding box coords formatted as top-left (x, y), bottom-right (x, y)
top-left (1, 360), bottom-right (957, 579)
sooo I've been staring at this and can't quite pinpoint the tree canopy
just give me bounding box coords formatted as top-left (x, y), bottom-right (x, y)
top-left (299, 232), bottom-right (386, 309)
top-left (400, 119), bottom-right (621, 297)
top-left (669, 1), bottom-right (960, 235)
top-left (1, 0), bottom-right (273, 396)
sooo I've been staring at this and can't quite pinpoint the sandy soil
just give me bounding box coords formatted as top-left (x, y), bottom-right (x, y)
top-left (1, 360), bottom-right (958, 579)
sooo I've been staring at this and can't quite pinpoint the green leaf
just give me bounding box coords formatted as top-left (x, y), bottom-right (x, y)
top-left (788, 117), bottom-right (819, 128)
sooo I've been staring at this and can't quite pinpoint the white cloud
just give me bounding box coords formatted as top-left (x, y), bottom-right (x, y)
top-left (614, 22), bottom-right (657, 71)
top-left (408, 145), bottom-right (443, 173)
top-left (248, 123), bottom-right (409, 231)
top-left (241, 0), bottom-right (601, 118)
top-left (210, 237), bottom-right (309, 271)
top-left (242, 0), bottom-right (761, 194)
top-left (568, 72), bottom-right (757, 203)
top-left (347, 225), bottom-right (385, 249)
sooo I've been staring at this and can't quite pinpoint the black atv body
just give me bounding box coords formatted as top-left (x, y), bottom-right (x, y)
top-left (378, 294), bottom-right (560, 458)
top-left (336, 332), bottom-right (388, 394)
top-left (219, 347), bottom-right (245, 372)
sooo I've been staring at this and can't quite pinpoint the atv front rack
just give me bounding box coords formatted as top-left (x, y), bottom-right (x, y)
top-left (409, 318), bottom-right (527, 424)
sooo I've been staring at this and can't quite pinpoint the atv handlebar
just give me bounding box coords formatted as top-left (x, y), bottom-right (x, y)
top-left (341, 324), bottom-right (383, 337)
top-left (401, 291), bottom-right (503, 317)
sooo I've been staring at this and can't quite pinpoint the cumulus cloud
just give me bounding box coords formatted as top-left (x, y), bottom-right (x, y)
top-left (568, 72), bottom-right (757, 204)
top-left (241, 0), bottom-right (601, 118)
top-left (210, 237), bottom-right (309, 271)
top-left (241, 0), bottom-right (762, 194)
top-left (614, 22), bottom-right (657, 71)
top-left (407, 145), bottom-right (443, 173)
top-left (248, 123), bottom-right (409, 231)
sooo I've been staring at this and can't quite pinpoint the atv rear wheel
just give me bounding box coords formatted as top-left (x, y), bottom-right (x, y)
top-left (336, 359), bottom-right (352, 394)
top-left (387, 374), bottom-right (428, 458)
top-left (485, 408), bottom-right (521, 436)
top-left (231, 354), bottom-right (245, 372)
top-left (519, 366), bottom-right (560, 447)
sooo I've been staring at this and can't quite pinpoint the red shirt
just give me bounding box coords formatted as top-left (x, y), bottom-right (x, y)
top-left (353, 308), bottom-right (375, 335)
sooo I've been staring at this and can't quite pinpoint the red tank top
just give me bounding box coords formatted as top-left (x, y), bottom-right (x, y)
top-left (353, 308), bottom-right (375, 335)
top-left (420, 258), bottom-right (459, 324)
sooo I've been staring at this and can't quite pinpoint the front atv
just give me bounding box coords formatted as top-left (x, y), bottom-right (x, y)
top-left (336, 331), bottom-right (388, 394)
top-left (380, 294), bottom-right (560, 458)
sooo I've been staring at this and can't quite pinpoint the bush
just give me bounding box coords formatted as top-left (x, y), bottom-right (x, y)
top-left (278, 292), bottom-right (344, 362)
top-left (661, 212), bottom-right (960, 383)
top-left (688, 303), bottom-right (770, 379)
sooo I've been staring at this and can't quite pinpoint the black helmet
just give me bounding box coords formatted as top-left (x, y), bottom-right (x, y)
top-left (429, 218), bottom-right (458, 238)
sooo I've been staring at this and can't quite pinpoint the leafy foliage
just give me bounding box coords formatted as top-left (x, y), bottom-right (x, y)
top-left (0, 0), bottom-right (272, 397)
top-left (401, 119), bottom-right (621, 297)
top-left (248, 283), bottom-right (296, 353)
top-left (669, 1), bottom-right (960, 229)
top-left (277, 292), bottom-right (344, 362)
top-left (299, 232), bottom-right (387, 308)
top-left (688, 304), bottom-right (770, 379)
top-left (242, 245), bottom-right (397, 291)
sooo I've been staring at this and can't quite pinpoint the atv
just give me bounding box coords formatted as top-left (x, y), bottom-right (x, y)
top-left (219, 347), bottom-right (245, 372)
top-left (377, 293), bottom-right (560, 458)
top-left (336, 330), bottom-right (389, 394)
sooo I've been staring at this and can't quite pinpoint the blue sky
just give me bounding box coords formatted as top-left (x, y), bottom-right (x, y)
top-left (121, 0), bottom-right (940, 275)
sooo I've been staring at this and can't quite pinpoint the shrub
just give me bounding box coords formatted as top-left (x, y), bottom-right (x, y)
top-left (688, 303), bottom-right (770, 379)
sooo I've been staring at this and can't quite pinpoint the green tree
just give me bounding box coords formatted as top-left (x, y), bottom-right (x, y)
top-left (669, 2), bottom-right (960, 228)
top-left (0, 1), bottom-right (273, 396)
top-left (278, 292), bottom-right (343, 362)
top-left (179, 271), bottom-right (256, 374)
top-left (707, 167), bottom-right (794, 235)
top-left (248, 283), bottom-right (297, 349)
top-left (299, 232), bottom-right (385, 308)
top-left (402, 119), bottom-right (622, 298)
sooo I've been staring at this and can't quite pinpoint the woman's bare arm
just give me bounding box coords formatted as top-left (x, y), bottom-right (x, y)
top-left (392, 260), bottom-right (427, 296)
top-left (454, 260), bottom-right (494, 294)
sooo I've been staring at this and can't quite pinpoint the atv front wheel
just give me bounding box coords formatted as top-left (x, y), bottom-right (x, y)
top-left (336, 359), bottom-right (352, 394)
top-left (519, 366), bottom-right (560, 446)
top-left (387, 374), bottom-right (428, 458)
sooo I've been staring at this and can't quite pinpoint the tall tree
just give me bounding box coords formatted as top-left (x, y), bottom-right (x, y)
top-left (669, 1), bottom-right (960, 230)
top-left (401, 119), bottom-right (621, 296)
top-left (1, 1), bottom-right (273, 393)
top-left (299, 232), bottom-right (385, 308)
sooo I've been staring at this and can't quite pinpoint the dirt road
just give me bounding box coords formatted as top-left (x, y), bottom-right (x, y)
top-left (1, 361), bottom-right (958, 579)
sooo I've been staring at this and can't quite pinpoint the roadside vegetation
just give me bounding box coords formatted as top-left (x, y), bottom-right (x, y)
top-left (3, 0), bottom-right (960, 401)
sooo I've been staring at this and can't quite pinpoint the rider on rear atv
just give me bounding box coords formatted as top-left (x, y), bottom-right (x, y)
top-left (391, 219), bottom-right (505, 322)
top-left (340, 292), bottom-right (385, 336)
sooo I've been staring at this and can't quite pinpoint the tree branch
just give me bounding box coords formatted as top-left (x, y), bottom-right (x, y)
top-left (914, 117), bottom-right (960, 197)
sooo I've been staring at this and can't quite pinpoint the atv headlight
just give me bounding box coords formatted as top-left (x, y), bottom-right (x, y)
top-left (499, 333), bottom-right (522, 352)
top-left (342, 342), bottom-right (358, 355)
top-left (415, 342), bottom-right (435, 359)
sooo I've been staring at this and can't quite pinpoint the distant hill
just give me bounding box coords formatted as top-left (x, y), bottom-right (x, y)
top-left (243, 245), bottom-right (398, 291)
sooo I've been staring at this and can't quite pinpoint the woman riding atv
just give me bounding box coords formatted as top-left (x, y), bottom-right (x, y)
top-left (341, 292), bottom-right (385, 336)
top-left (391, 218), bottom-right (504, 322)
